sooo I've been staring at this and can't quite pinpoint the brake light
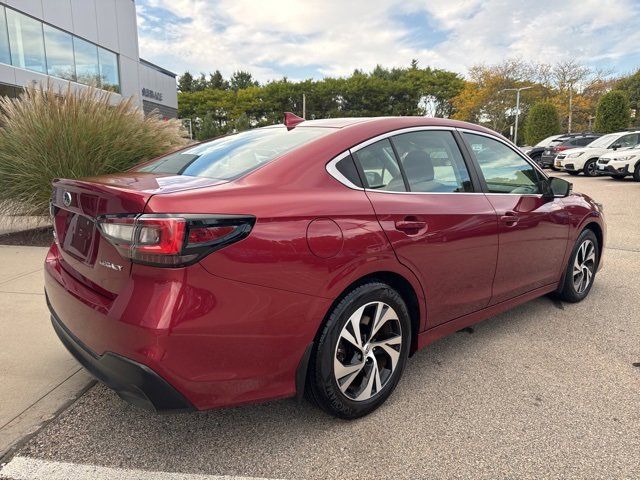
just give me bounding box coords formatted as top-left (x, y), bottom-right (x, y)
top-left (188, 225), bottom-right (235, 245)
top-left (553, 146), bottom-right (570, 152)
top-left (97, 214), bottom-right (255, 267)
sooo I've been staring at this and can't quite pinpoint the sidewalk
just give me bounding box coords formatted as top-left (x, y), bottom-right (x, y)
top-left (0, 246), bottom-right (93, 458)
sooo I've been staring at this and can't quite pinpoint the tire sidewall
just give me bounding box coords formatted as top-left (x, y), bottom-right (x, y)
top-left (311, 283), bottom-right (411, 419)
top-left (584, 158), bottom-right (597, 177)
top-left (561, 229), bottom-right (599, 302)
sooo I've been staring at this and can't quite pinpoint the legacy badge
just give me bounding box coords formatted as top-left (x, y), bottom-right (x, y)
top-left (99, 260), bottom-right (123, 272)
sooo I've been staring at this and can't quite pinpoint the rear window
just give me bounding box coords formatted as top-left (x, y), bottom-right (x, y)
top-left (136, 126), bottom-right (331, 180)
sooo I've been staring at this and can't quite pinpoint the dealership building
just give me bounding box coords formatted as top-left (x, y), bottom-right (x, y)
top-left (0, 0), bottom-right (178, 118)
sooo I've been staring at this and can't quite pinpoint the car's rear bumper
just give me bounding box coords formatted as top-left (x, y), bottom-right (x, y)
top-left (49, 296), bottom-right (194, 411)
top-left (540, 154), bottom-right (556, 167)
top-left (44, 242), bottom-right (331, 411)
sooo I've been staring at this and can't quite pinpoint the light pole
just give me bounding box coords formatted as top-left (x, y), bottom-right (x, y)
top-left (501, 86), bottom-right (533, 145)
top-left (302, 93), bottom-right (306, 119)
top-left (182, 118), bottom-right (193, 139)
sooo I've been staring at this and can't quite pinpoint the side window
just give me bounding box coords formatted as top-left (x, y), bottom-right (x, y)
top-left (391, 130), bottom-right (473, 192)
top-left (615, 134), bottom-right (638, 148)
top-left (352, 139), bottom-right (406, 192)
top-left (334, 154), bottom-right (363, 187)
top-left (464, 133), bottom-right (542, 194)
top-left (576, 137), bottom-right (594, 146)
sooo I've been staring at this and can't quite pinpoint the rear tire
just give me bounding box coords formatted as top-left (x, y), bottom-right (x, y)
top-left (634, 164), bottom-right (640, 182)
top-left (307, 282), bottom-right (411, 419)
top-left (557, 229), bottom-right (599, 303)
top-left (583, 158), bottom-right (598, 177)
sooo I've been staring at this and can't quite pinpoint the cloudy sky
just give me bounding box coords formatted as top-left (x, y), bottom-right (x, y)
top-left (136, 0), bottom-right (640, 81)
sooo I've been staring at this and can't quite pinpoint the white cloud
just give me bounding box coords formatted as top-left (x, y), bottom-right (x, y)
top-left (136, 0), bottom-right (640, 81)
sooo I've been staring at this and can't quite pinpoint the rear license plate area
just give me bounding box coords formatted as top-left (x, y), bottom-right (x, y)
top-left (59, 211), bottom-right (97, 262)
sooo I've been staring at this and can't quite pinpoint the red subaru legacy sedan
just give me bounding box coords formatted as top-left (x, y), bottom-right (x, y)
top-left (45, 116), bottom-right (605, 419)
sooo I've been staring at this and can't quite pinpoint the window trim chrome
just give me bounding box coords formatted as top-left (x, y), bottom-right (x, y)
top-left (325, 150), bottom-right (363, 190)
top-left (325, 125), bottom-right (553, 197)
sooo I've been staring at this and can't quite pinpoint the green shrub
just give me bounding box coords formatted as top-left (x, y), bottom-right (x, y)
top-left (524, 102), bottom-right (560, 146)
top-left (595, 90), bottom-right (630, 133)
top-left (0, 84), bottom-right (188, 216)
top-left (195, 111), bottom-right (221, 141)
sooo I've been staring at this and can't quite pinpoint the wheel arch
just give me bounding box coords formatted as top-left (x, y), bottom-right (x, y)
top-left (316, 270), bottom-right (423, 356)
top-left (582, 221), bottom-right (604, 262)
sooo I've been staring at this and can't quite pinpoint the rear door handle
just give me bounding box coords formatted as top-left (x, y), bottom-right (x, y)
top-left (499, 211), bottom-right (519, 227)
top-left (395, 217), bottom-right (427, 234)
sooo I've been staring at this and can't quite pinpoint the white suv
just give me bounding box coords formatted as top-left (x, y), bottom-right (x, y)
top-left (597, 145), bottom-right (640, 181)
top-left (555, 131), bottom-right (640, 176)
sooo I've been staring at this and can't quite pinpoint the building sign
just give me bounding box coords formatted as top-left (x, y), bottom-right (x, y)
top-left (141, 87), bottom-right (163, 102)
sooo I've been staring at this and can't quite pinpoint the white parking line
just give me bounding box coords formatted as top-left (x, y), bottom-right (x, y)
top-left (0, 456), bottom-right (280, 480)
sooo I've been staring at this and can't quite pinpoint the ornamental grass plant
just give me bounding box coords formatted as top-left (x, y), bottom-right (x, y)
top-left (0, 83), bottom-right (188, 217)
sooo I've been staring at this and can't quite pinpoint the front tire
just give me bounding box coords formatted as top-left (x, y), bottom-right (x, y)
top-left (583, 158), bottom-right (598, 177)
top-left (307, 282), bottom-right (411, 419)
top-left (633, 164), bottom-right (640, 182)
top-left (557, 229), bottom-right (599, 303)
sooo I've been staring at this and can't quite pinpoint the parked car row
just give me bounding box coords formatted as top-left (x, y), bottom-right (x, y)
top-left (526, 130), bottom-right (640, 180)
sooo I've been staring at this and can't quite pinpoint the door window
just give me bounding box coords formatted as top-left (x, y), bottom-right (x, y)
top-left (352, 139), bottom-right (406, 191)
top-left (614, 133), bottom-right (639, 148)
top-left (464, 133), bottom-right (542, 194)
top-left (391, 131), bottom-right (473, 192)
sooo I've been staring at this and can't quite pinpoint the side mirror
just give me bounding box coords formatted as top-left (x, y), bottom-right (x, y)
top-left (611, 143), bottom-right (621, 150)
top-left (543, 177), bottom-right (572, 198)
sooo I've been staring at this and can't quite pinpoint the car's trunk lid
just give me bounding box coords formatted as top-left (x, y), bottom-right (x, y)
top-left (51, 173), bottom-right (227, 297)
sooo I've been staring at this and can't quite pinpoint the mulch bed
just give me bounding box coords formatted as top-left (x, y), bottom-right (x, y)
top-left (0, 226), bottom-right (54, 247)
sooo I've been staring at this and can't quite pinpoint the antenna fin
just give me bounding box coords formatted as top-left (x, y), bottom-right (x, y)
top-left (284, 112), bottom-right (305, 130)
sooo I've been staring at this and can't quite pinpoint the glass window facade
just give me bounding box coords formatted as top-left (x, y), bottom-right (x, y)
top-left (0, 8), bottom-right (10, 65)
top-left (73, 37), bottom-right (99, 87)
top-left (6, 7), bottom-right (46, 73)
top-left (98, 47), bottom-right (120, 93)
top-left (0, 6), bottom-right (120, 92)
top-left (43, 25), bottom-right (75, 80)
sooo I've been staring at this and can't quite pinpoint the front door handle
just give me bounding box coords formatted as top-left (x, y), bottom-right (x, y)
top-left (395, 217), bottom-right (427, 235)
top-left (500, 211), bottom-right (519, 227)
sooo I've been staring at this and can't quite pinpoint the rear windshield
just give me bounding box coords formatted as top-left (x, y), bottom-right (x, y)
top-left (135, 126), bottom-right (331, 180)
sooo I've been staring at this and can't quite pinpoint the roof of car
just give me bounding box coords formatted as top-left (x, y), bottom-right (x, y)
top-left (295, 116), bottom-right (499, 134)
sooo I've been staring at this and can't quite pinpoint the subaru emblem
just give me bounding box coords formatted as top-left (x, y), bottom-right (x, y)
top-left (62, 191), bottom-right (72, 207)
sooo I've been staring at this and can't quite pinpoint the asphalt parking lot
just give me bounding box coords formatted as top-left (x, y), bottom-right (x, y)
top-left (2, 172), bottom-right (639, 480)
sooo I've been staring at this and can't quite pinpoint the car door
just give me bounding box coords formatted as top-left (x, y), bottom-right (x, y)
top-left (351, 129), bottom-right (499, 327)
top-left (461, 131), bottom-right (570, 304)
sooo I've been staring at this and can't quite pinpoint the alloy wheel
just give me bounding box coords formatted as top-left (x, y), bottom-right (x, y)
top-left (333, 301), bottom-right (402, 401)
top-left (586, 161), bottom-right (597, 176)
top-left (573, 239), bottom-right (596, 294)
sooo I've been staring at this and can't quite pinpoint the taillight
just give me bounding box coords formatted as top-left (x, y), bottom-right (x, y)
top-left (553, 146), bottom-right (570, 152)
top-left (97, 214), bottom-right (255, 267)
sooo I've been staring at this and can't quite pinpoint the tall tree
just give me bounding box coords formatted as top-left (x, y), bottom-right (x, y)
top-left (230, 71), bottom-right (259, 91)
top-left (193, 73), bottom-right (209, 92)
top-left (615, 70), bottom-right (640, 127)
top-left (208, 70), bottom-right (229, 90)
top-left (177, 72), bottom-right (194, 93)
top-left (595, 90), bottom-right (630, 133)
top-left (524, 102), bottom-right (560, 145)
